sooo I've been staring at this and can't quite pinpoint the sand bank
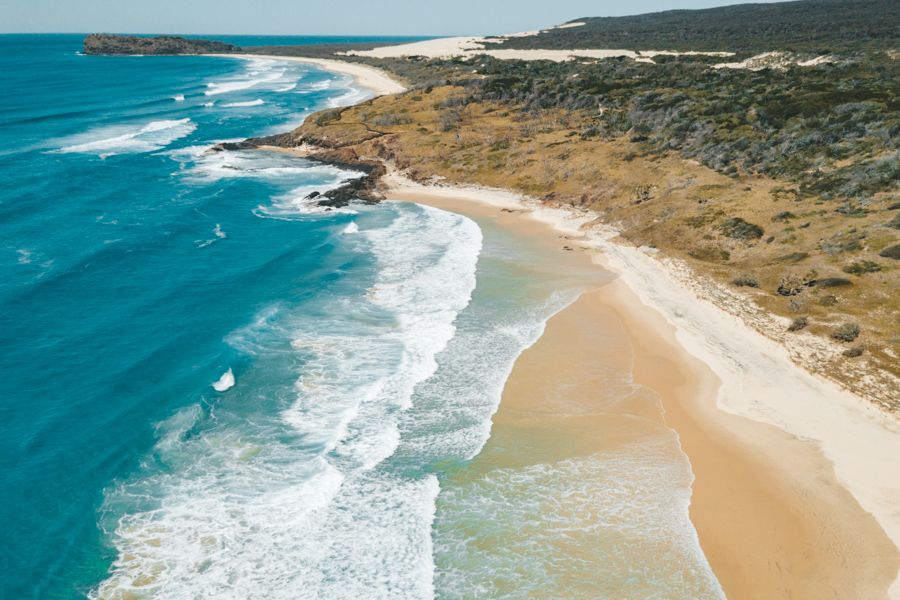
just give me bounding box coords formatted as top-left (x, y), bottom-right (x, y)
top-left (385, 174), bottom-right (900, 599)
top-left (342, 37), bottom-right (732, 62)
top-left (207, 53), bottom-right (406, 97)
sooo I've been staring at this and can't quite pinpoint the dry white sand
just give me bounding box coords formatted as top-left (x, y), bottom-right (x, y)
top-left (343, 37), bottom-right (732, 62)
top-left (384, 172), bottom-right (900, 598)
top-left (714, 51), bottom-right (834, 70)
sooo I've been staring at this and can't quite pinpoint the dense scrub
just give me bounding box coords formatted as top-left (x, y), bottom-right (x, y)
top-left (494, 0), bottom-right (900, 53)
top-left (370, 53), bottom-right (899, 204)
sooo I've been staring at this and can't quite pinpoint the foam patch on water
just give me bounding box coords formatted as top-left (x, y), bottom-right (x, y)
top-left (222, 98), bottom-right (265, 108)
top-left (282, 205), bottom-right (482, 469)
top-left (56, 118), bottom-right (196, 156)
top-left (261, 172), bottom-right (367, 218)
top-left (394, 288), bottom-right (579, 464)
top-left (326, 85), bottom-right (373, 108)
top-left (170, 147), bottom-right (357, 187)
top-left (205, 69), bottom-right (286, 96)
top-left (212, 368), bottom-right (235, 392)
top-left (93, 203), bottom-right (481, 599)
top-left (16, 248), bottom-right (33, 265)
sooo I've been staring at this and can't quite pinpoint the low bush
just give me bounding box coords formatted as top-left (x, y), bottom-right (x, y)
top-left (720, 217), bottom-right (764, 240)
top-left (689, 246), bottom-right (730, 262)
top-left (815, 277), bottom-right (852, 288)
top-left (788, 316), bottom-right (809, 332)
top-left (831, 322), bottom-right (860, 343)
top-left (731, 274), bottom-right (759, 288)
top-left (842, 260), bottom-right (883, 275)
top-left (777, 274), bottom-right (809, 296)
top-left (772, 211), bottom-right (796, 222)
top-left (878, 243), bottom-right (900, 260)
top-left (818, 294), bottom-right (839, 306)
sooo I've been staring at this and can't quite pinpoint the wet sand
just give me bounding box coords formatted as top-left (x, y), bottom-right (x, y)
top-left (388, 187), bottom-right (900, 599)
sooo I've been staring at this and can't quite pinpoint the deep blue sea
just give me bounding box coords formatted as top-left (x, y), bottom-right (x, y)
top-left (0, 35), bottom-right (724, 600)
top-left (0, 34), bottom-right (468, 598)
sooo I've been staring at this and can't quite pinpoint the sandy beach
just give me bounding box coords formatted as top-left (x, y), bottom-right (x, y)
top-left (385, 177), bottom-right (900, 599)
top-left (207, 53), bottom-right (407, 97)
top-left (203, 50), bottom-right (900, 597)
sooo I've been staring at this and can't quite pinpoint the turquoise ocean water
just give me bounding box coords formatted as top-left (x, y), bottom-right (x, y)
top-left (0, 35), bottom-right (723, 599)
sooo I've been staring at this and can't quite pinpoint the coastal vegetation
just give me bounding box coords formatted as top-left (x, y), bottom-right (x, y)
top-left (281, 56), bottom-right (898, 405)
top-left (492, 0), bottom-right (900, 53)
top-left (86, 0), bottom-right (900, 407)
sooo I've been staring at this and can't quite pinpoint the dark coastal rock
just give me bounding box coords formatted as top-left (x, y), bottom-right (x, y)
top-left (83, 34), bottom-right (240, 56)
top-left (212, 137), bottom-right (385, 208)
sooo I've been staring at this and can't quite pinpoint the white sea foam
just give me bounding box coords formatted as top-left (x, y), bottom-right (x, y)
top-left (396, 288), bottom-right (579, 463)
top-left (261, 172), bottom-right (366, 217)
top-left (342, 222), bottom-right (359, 234)
top-left (275, 83), bottom-right (298, 92)
top-left (326, 85), bottom-right (372, 108)
top-left (94, 203), bottom-right (482, 599)
top-left (172, 148), bottom-right (351, 185)
top-left (57, 118), bottom-right (196, 156)
top-left (16, 248), bottom-right (33, 265)
top-left (304, 79), bottom-right (334, 91)
top-left (222, 98), bottom-right (265, 108)
top-left (213, 224), bottom-right (226, 239)
top-left (212, 368), bottom-right (235, 392)
top-left (204, 60), bottom-right (287, 96)
top-left (204, 71), bottom-right (285, 96)
top-left (172, 94), bottom-right (185, 102)
top-left (282, 205), bottom-right (482, 469)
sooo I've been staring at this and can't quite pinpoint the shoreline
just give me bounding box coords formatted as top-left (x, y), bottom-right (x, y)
top-left (206, 53), bottom-right (407, 97)
top-left (385, 174), bottom-right (900, 598)
top-left (208, 53), bottom-right (900, 596)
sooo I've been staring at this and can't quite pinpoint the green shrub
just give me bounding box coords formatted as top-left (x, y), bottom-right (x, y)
top-left (815, 277), bottom-right (852, 287)
top-left (688, 246), bottom-right (731, 262)
top-left (878, 243), bottom-right (900, 260)
top-left (831, 323), bottom-right (860, 342)
top-left (788, 316), bottom-right (808, 332)
top-left (776, 252), bottom-right (809, 263)
top-left (818, 294), bottom-right (838, 306)
top-left (731, 274), bottom-right (759, 288)
top-left (842, 260), bottom-right (883, 275)
top-left (777, 274), bottom-right (809, 296)
top-left (720, 217), bottom-right (764, 240)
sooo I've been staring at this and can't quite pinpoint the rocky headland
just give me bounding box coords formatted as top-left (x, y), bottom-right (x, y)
top-left (82, 34), bottom-right (240, 55)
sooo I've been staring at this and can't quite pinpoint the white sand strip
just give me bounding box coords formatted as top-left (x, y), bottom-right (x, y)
top-left (384, 172), bottom-right (900, 598)
top-left (206, 53), bottom-right (406, 97)
top-left (343, 36), bottom-right (733, 62)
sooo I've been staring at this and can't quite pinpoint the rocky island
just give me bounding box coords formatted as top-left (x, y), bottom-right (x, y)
top-left (82, 34), bottom-right (240, 55)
